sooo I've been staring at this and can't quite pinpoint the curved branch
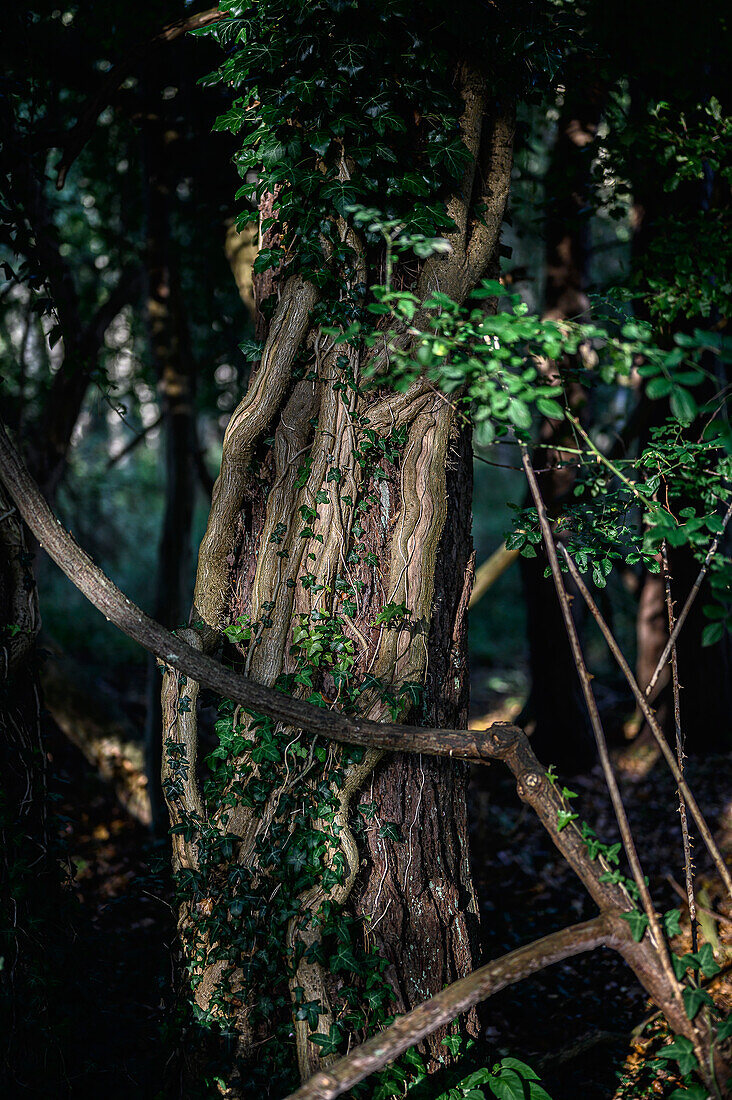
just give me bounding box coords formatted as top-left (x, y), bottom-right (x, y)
top-left (0, 416), bottom-right (501, 765)
top-left (285, 915), bottom-right (618, 1100)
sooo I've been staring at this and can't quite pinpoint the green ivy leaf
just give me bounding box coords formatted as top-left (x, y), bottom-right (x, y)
top-left (656, 1036), bottom-right (698, 1076)
top-left (663, 909), bottom-right (683, 937)
top-left (620, 910), bottom-right (650, 942)
top-left (683, 985), bottom-right (714, 1020)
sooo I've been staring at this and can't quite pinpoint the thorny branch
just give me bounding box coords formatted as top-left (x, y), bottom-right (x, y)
top-left (519, 445), bottom-right (687, 1026)
top-left (662, 542), bottom-right (698, 953)
top-left (557, 541), bottom-right (732, 903)
top-left (645, 498), bottom-right (732, 698)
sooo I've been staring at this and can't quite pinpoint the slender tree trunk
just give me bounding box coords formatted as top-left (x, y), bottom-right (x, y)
top-left (0, 489), bottom-right (65, 1089)
top-left (519, 75), bottom-right (602, 770)
top-left (143, 115), bottom-right (197, 832)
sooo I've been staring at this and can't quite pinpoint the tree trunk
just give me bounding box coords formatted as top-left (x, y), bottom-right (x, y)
top-left (143, 113), bottom-right (197, 832)
top-left (519, 74), bottom-right (602, 770)
top-left (0, 488), bottom-right (65, 1089)
top-left (160, 75), bottom-right (515, 1096)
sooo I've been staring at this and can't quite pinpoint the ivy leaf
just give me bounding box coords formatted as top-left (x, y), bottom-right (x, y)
top-left (716, 1016), bottom-right (732, 1040)
top-left (309, 1024), bottom-right (342, 1056)
top-left (295, 1000), bottom-right (322, 1029)
top-left (656, 1036), bottom-right (698, 1076)
top-left (683, 985), bottom-right (714, 1020)
top-left (556, 810), bottom-right (578, 832)
top-left (440, 1034), bottom-right (462, 1055)
top-left (669, 1085), bottom-right (708, 1100)
top-left (695, 943), bottom-right (721, 977)
top-left (620, 910), bottom-right (650, 942)
top-left (663, 909), bottom-right (683, 937)
top-left (378, 822), bottom-right (402, 842)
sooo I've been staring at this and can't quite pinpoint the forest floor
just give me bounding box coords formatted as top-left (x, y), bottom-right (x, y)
top-left (44, 685), bottom-right (732, 1100)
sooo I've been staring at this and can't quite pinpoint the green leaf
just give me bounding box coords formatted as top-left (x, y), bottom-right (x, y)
top-left (656, 1036), bottom-right (698, 1076)
top-left (556, 809), bottom-right (578, 832)
top-left (663, 909), bottom-right (683, 937)
top-left (646, 376), bottom-right (673, 399)
top-left (683, 985), bottom-right (714, 1020)
top-left (620, 910), bottom-right (649, 942)
top-left (378, 822), bottom-right (402, 842)
top-left (488, 1068), bottom-right (526, 1100)
top-left (716, 1016), bottom-right (732, 1040)
top-left (669, 1085), bottom-right (708, 1100)
top-left (309, 1024), bottom-right (342, 1056)
top-left (535, 398), bottom-right (565, 420)
top-left (670, 388), bottom-right (698, 424)
top-left (499, 1058), bottom-right (540, 1081)
top-left (508, 399), bottom-right (532, 431)
top-left (695, 943), bottom-right (721, 977)
top-left (702, 622), bottom-right (724, 647)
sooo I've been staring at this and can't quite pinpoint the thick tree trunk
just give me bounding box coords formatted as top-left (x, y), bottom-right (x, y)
top-left (160, 80), bottom-right (515, 1096)
top-left (354, 421), bottom-right (480, 1064)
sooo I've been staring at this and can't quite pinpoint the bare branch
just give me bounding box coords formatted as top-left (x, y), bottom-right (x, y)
top-left (662, 543), bottom-right (697, 952)
top-left (284, 916), bottom-right (617, 1100)
top-left (0, 416), bottom-right (504, 765)
top-left (520, 445), bottom-right (684, 1013)
top-left (106, 413), bottom-right (163, 470)
top-left (557, 541), bottom-right (732, 904)
top-left (645, 498), bottom-right (732, 698)
top-left (0, 421), bottom-right (707, 1063)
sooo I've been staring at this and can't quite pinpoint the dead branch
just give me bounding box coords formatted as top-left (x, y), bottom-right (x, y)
top-left (0, 416), bottom-right (511, 765)
top-left (662, 542), bottom-right (698, 952)
top-left (557, 542), bottom-right (732, 903)
top-left (106, 413), bottom-right (163, 470)
top-left (520, 445), bottom-right (686, 1021)
top-left (645, 498), bottom-right (732, 698)
top-left (284, 915), bottom-right (618, 1100)
top-left (0, 420), bottom-right (708, 1065)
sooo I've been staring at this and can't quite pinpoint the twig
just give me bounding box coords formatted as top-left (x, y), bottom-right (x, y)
top-left (666, 876), bottom-right (732, 929)
top-left (557, 542), bottom-right (732, 904)
top-left (520, 444), bottom-right (683, 1011)
top-left (0, 419), bottom-right (707, 1071)
top-left (645, 498), bottom-right (732, 698)
top-left (0, 416), bottom-right (536, 765)
top-left (105, 413), bottom-right (163, 469)
top-left (662, 542), bottom-right (698, 953)
top-left (284, 916), bottom-right (616, 1100)
top-left (566, 414), bottom-right (656, 509)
